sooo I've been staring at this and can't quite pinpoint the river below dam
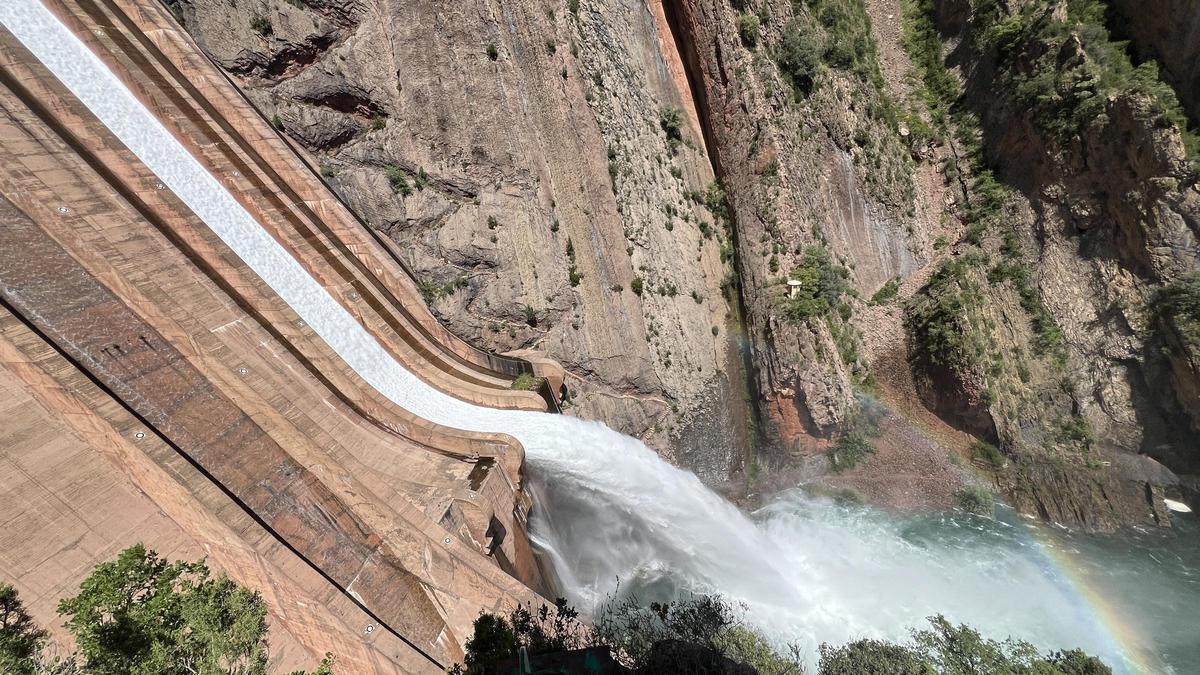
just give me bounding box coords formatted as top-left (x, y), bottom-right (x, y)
top-left (7, 2), bottom-right (1194, 673)
top-left (528, 442), bottom-right (1200, 675)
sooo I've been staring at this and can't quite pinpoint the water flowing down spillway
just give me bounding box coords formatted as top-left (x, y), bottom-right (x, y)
top-left (4, 2), bottom-right (1197, 673)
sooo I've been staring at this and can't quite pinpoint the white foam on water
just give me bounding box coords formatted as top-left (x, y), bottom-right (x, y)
top-left (1165, 499), bottom-right (1192, 514)
top-left (1, 3), bottom-right (1165, 672)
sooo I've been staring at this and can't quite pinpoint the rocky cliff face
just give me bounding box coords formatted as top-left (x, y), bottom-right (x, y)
top-left (663, 0), bottom-right (993, 512)
top-left (167, 0), bottom-right (1199, 528)
top-left (666, 0), bottom-right (1199, 527)
top-left (1108, 0), bottom-right (1200, 122)
top-left (167, 0), bottom-right (751, 481)
top-left (666, 0), bottom-right (921, 441)
top-left (899, 0), bottom-right (1200, 527)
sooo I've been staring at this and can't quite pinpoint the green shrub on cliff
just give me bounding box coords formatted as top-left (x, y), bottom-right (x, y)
top-left (830, 430), bottom-right (876, 472)
top-left (777, 19), bottom-right (822, 97)
top-left (979, 0), bottom-right (1199, 168)
top-left (904, 257), bottom-right (987, 372)
top-left (659, 107), bottom-right (684, 151)
top-left (955, 485), bottom-right (995, 516)
top-left (737, 13), bottom-right (760, 49)
top-left (779, 0), bottom-right (889, 103)
top-left (703, 181), bottom-right (730, 227)
top-left (902, 0), bottom-right (957, 131)
top-left (970, 440), bottom-right (1006, 469)
top-left (385, 164), bottom-right (411, 196)
top-left (870, 276), bottom-right (902, 305)
top-left (249, 14), bottom-right (272, 36)
top-left (782, 246), bottom-right (850, 323)
top-left (1159, 272), bottom-right (1200, 350)
top-left (418, 275), bottom-right (468, 302)
top-left (808, 0), bottom-right (883, 88)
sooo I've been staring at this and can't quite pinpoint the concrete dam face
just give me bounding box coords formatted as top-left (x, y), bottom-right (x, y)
top-left (0, 0), bottom-right (564, 671)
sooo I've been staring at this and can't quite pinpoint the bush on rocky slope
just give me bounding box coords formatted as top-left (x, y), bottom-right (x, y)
top-left (782, 246), bottom-right (850, 323)
top-left (1160, 272), bottom-right (1200, 351)
top-left (776, 20), bottom-right (821, 98)
top-left (451, 595), bottom-right (1110, 675)
top-left (904, 255), bottom-right (989, 373)
top-left (978, 0), bottom-right (1200, 169)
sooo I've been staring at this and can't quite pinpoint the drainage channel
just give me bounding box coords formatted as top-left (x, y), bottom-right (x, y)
top-left (659, 0), bottom-right (765, 487)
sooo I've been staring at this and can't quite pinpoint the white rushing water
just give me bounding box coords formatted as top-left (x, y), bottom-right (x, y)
top-left (6, 2), bottom-right (1187, 672)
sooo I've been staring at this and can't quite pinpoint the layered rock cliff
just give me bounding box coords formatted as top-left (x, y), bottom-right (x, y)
top-left (664, 0), bottom-right (922, 445)
top-left (908, 0), bottom-right (1200, 527)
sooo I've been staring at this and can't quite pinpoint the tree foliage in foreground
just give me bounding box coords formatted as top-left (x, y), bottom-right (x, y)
top-left (2, 582), bottom-right (49, 675)
top-left (2, 545), bottom-right (334, 674)
top-left (59, 544), bottom-right (271, 675)
top-left (8, 549), bottom-right (1112, 675)
top-left (452, 594), bottom-right (1110, 675)
top-left (821, 614), bottom-right (1110, 674)
top-left (451, 594), bottom-right (799, 675)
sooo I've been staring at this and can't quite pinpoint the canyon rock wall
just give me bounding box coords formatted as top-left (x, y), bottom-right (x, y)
top-left (668, 0), bottom-right (1199, 526)
top-left (171, 0), bottom-right (975, 509)
top-left (664, 0), bottom-right (981, 513)
top-left (907, 0), bottom-right (1200, 526)
top-left (666, 0), bottom-right (922, 446)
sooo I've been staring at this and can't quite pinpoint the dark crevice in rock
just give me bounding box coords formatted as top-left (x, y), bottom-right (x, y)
top-left (295, 86), bottom-right (385, 118)
top-left (659, 0), bottom-right (721, 175)
top-left (660, 0), bottom-right (765, 483)
top-left (227, 33), bottom-right (338, 80)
